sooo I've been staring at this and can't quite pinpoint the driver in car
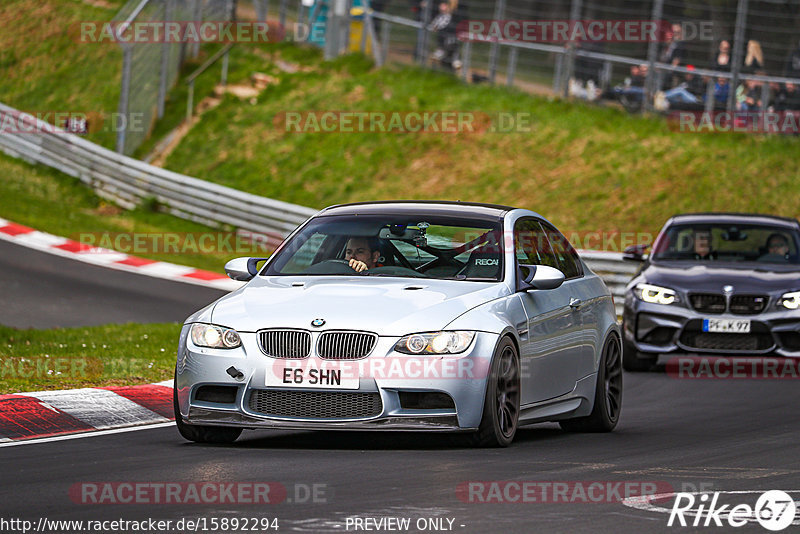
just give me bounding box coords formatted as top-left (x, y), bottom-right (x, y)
top-left (693, 229), bottom-right (716, 260)
top-left (345, 237), bottom-right (382, 272)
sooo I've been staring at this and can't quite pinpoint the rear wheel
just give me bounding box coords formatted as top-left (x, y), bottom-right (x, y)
top-left (560, 334), bottom-right (622, 432)
top-left (173, 374), bottom-right (242, 444)
top-left (622, 339), bottom-right (657, 372)
top-left (465, 338), bottom-right (520, 447)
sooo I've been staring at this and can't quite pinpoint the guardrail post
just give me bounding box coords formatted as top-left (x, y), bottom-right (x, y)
top-left (506, 46), bottom-right (518, 87)
top-left (727, 0), bottom-right (749, 112)
top-left (644, 0), bottom-right (664, 111)
top-left (553, 53), bottom-right (563, 94)
top-left (488, 0), bottom-right (506, 84)
top-left (116, 45), bottom-right (133, 154)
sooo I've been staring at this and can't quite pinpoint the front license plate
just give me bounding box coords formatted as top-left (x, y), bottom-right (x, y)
top-left (702, 318), bottom-right (751, 334)
top-left (265, 362), bottom-right (359, 390)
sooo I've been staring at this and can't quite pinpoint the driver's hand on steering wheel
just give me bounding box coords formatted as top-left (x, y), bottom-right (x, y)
top-left (348, 259), bottom-right (369, 272)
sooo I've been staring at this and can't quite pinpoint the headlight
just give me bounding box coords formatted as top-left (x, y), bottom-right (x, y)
top-left (190, 323), bottom-right (241, 349)
top-left (634, 283), bottom-right (679, 305)
top-left (778, 291), bottom-right (800, 310)
top-left (394, 331), bottom-right (475, 355)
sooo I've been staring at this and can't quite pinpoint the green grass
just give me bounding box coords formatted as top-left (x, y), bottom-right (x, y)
top-left (0, 323), bottom-right (180, 393)
top-left (160, 44), bottom-right (800, 242)
top-left (0, 152), bottom-right (249, 272)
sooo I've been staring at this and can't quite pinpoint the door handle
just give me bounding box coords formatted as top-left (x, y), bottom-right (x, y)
top-left (569, 297), bottom-right (582, 309)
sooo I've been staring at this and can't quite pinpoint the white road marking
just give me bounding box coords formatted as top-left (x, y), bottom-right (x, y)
top-left (19, 388), bottom-right (169, 429)
top-left (0, 421), bottom-right (176, 448)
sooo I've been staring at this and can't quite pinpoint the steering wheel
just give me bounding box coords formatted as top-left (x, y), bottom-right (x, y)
top-left (302, 259), bottom-right (358, 275)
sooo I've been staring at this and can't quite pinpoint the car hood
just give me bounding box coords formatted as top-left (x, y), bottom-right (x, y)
top-left (210, 276), bottom-right (510, 335)
top-left (643, 262), bottom-right (800, 294)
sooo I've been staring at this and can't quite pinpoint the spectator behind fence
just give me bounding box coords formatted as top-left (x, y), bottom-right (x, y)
top-left (743, 40), bottom-right (764, 74)
top-left (713, 40), bottom-right (732, 72)
top-left (736, 77), bottom-right (764, 111)
top-left (785, 39), bottom-right (800, 78)
top-left (612, 64), bottom-right (647, 111)
top-left (714, 76), bottom-right (730, 107)
top-left (775, 82), bottom-right (800, 111)
top-left (428, 0), bottom-right (460, 71)
top-left (656, 64), bottom-right (706, 110)
top-left (660, 23), bottom-right (687, 88)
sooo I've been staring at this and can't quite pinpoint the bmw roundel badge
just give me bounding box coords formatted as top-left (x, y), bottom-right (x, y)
top-left (311, 318), bottom-right (326, 327)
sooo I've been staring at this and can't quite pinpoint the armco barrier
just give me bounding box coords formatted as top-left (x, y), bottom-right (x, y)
top-left (0, 103), bottom-right (634, 311)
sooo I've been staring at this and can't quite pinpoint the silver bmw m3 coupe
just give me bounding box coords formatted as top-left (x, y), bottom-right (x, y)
top-left (174, 201), bottom-right (622, 446)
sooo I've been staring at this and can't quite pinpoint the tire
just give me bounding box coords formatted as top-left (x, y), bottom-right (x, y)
top-left (560, 334), bottom-right (623, 433)
top-left (173, 375), bottom-right (242, 444)
top-left (465, 337), bottom-right (520, 448)
top-left (622, 339), bottom-right (656, 372)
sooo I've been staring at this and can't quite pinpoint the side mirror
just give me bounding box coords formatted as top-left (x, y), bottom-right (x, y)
top-left (623, 244), bottom-right (649, 262)
top-left (517, 264), bottom-right (565, 292)
top-left (224, 257), bottom-right (269, 281)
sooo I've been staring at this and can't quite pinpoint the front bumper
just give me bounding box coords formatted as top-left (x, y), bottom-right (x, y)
top-left (175, 326), bottom-right (499, 431)
top-left (622, 295), bottom-right (800, 358)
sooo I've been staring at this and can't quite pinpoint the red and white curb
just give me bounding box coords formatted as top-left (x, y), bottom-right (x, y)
top-left (0, 380), bottom-right (175, 442)
top-left (0, 217), bottom-right (243, 291)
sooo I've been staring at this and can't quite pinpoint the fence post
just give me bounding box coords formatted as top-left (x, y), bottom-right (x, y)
top-left (462, 40), bottom-right (472, 82)
top-left (561, 0), bottom-right (582, 98)
top-left (727, 0), bottom-right (748, 112)
top-left (191, 0), bottom-right (201, 58)
top-left (416, 0), bottom-right (433, 66)
top-left (380, 17), bottom-right (390, 65)
top-left (553, 53), bottom-right (563, 94)
top-left (280, 0), bottom-right (289, 29)
top-left (488, 0), bottom-right (506, 83)
top-left (157, 0), bottom-right (173, 119)
top-left (705, 76), bottom-right (716, 112)
top-left (644, 0), bottom-right (664, 111)
top-left (116, 45), bottom-right (133, 154)
top-left (506, 46), bottom-right (518, 87)
top-left (255, 0), bottom-right (267, 20)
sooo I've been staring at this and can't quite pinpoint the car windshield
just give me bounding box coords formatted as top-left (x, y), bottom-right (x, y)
top-left (262, 214), bottom-right (504, 280)
top-left (651, 223), bottom-right (800, 264)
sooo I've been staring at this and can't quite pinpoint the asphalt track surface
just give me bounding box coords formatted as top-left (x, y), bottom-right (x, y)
top-left (0, 239), bottom-right (225, 328)
top-left (2, 239), bottom-right (800, 533)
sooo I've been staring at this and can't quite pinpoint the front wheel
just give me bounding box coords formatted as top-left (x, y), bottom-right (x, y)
top-left (466, 338), bottom-right (520, 447)
top-left (560, 334), bottom-right (623, 433)
top-left (173, 376), bottom-right (242, 444)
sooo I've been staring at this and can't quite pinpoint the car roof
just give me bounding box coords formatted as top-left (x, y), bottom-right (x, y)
top-left (667, 212), bottom-right (800, 229)
top-left (318, 200), bottom-right (515, 219)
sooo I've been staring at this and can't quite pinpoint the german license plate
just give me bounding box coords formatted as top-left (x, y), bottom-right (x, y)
top-left (265, 362), bottom-right (359, 389)
top-left (702, 318), bottom-right (751, 334)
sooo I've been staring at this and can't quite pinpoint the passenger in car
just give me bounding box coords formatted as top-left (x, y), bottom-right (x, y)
top-left (759, 233), bottom-right (790, 262)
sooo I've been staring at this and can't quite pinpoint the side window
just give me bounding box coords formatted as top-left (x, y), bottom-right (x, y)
top-left (513, 219), bottom-right (559, 269)
top-left (540, 222), bottom-right (583, 279)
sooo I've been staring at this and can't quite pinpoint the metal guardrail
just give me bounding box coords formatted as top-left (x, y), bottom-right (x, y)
top-left (0, 103), bottom-right (317, 248)
top-left (0, 102), bottom-right (636, 306)
top-left (579, 250), bottom-right (638, 316)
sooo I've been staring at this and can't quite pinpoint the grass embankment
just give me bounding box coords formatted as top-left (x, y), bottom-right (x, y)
top-left (0, 323), bottom-right (180, 393)
top-left (0, 153), bottom-right (243, 272)
top-left (162, 46), bottom-right (800, 240)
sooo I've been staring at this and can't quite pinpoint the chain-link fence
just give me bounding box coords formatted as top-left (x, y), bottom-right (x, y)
top-left (346, 0), bottom-right (800, 116)
top-left (114, 0), bottom-right (234, 155)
